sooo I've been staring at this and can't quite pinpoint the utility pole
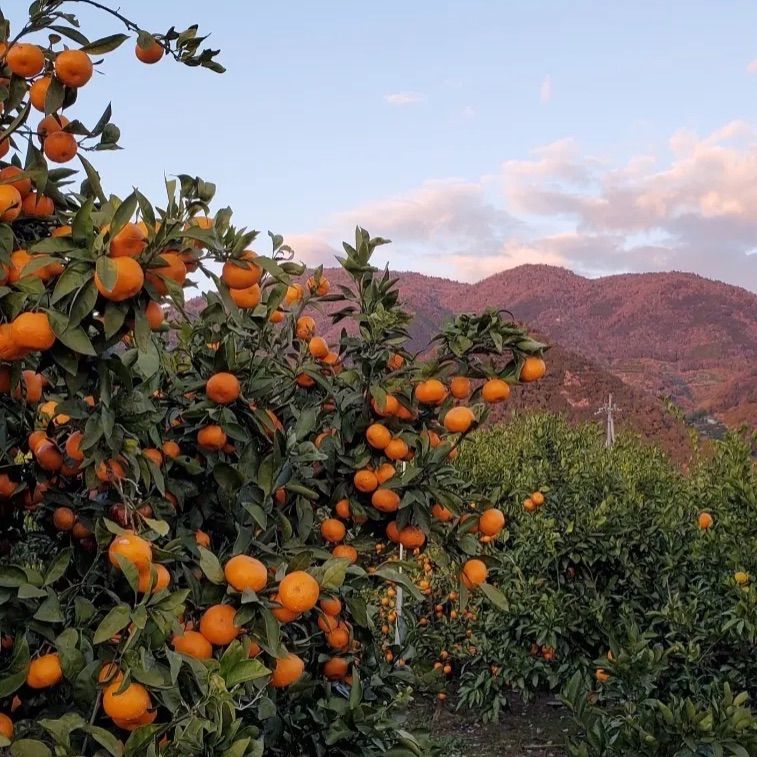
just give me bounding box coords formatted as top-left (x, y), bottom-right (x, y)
top-left (596, 393), bottom-right (620, 448)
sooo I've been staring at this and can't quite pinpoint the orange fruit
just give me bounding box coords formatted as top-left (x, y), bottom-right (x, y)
top-left (229, 283), bottom-right (261, 309)
top-left (449, 376), bottom-right (471, 399)
top-left (26, 653), bottom-right (63, 688)
top-left (698, 512), bottom-right (713, 529)
top-left (387, 353), bottom-right (404, 370)
top-left (334, 498), bottom-right (351, 520)
top-left (95, 257), bottom-right (144, 301)
top-left (320, 518), bottom-right (346, 543)
top-left (384, 437), bottom-right (409, 461)
top-left (284, 283), bottom-right (303, 305)
top-left (531, 491), bottom-right (545, 506)
top-left (96, 458), bottom-right (126, 482)
top-left (523, 497), bottom-right (537, 513)
top-left (432, 503), bottom-right (453, 522)
top-left (199, 604), bottom-right (240, 645)
top-left (98, 663), bottom-right (124, 685)
top-left (145, 301), bottom-right (165, 331)
top-left (323, 657), bottom-right (349, 681)
top-left (595, 668), bottom-right (610, 683)
top-left (481, 379), bottom-right (510, 403)
top-left (172, 629), bottom-right (212, 659)
top-left (306, 275), bottom-right (330, 296)
top-left (113, 708), bottom-right (157, 731)
top-left (375, 462), bottom-right (396, 484)
top-left (0, 473), bottom-right (17, 499)
top-left (371, 488), bottom-right (400, 513)
top-left (520, 356), bottom-right (546, 382)
top-left (415, 379), bottom-right (448, 405)
top-left (146, 252), bottom-right (186, 295)
top-left (43, 130), bottom-right (78, 163)
top-left (35, 440), bottom-right (63, 471)
top-left (161, 440), bottom-right (180, 459)
top-left (22, 191), bottom-right (54, 217)
top-left (37, 114), bottom-right (70, 139)
top-left (0, 165), bottom-right (32, 198)
top-left (195, 529), bottom-right (210, 548)
top-left (135, 39), bottom-right (164, 64)
top-left (295, 315), bottom-right (316, 340)
top-left (6, 44), bottom-right (45, 77)
top-left (366, 423), bottom-right (392, 450)
top-left (108, 531), bottom-right (152, 571)
top-left (353, 469), bottom-right (378, 493)
top-left (398, 525), bottom-right (426, 549)
top-left (52, 506), bottom-right (76, 531)
top-left (371, 394), bottom-right (399, 417)
top-left (29, 75), bottom-right (52, 111)
top-left (332, 544), bottom-right (358, 563)
top-left (326, 625), bottom-right (350, 650)
top-left (271, 593), bottom-right (300, 623)
top-left (197, 425), bottom-right (227, 451)
top-left (14, 370), bottom-right (43, 403)
top-left (319, 597), bottom-right (342, 616)
top-left (478, 508), bottom-right (505, 536)
top-left (224, 555), bottom-right (267, 592)
top-left (206, 372), bottom-right (240, 404)
top-left (386, 521), bottom-right (400, 543)
top-left (443, 406), bottom-right (475, 433)
top-left (11, 312), bottom-right (56, 350)
top-left (7, 249), bottom-right (58, 283)
top-left (278, 570), bottom-right (320, 613)
top-left (271, 653), bottom-right (305, 687)
top-left (461, 558), bottom-right (487, 589)
top-left (308, 336), bottom-right (329, 359)
top-left (109, 222), bottom-right (147, 258)
top-left (221, 252), bottom-right (260, 288)
top-left (54, 49), bottom-right (93, 87)
top-left (0, 185), bottom-right (22, 222)
top-left (102, 681), bottom-right (150, 721)
top-left (0, 712), bottom-right (14, 740)
top-left (137, 564), bottom-right (171, 594)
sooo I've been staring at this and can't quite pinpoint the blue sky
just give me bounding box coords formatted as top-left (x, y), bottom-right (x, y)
top-left (12, 1), bottom-right (757, 289)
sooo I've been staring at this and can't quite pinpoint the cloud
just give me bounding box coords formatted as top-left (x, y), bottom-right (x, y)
top-left (747, 59), bottom-right (757, 74)
top-left (461, 105), bottom-right (477, 119)
top-left (539, 75), bottom-right (552, 103)
top-left (286, 121), bottom-right (757, 290)
top-left (384, 91), bottom-right (425, 106)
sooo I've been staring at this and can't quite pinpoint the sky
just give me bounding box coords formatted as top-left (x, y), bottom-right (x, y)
top-left (11, 1), bottom-right (757, 291)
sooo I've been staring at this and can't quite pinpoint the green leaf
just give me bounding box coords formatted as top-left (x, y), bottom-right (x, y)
top-left (57, 324), bottom-right (96, 356)
top-left (78, 155), bottom-right (106, 203)
top-left (319, 558), bottom-right (350, 591)
top-left (479, 582), bottom-right (509, 611)
top-left (44, 549), bottom-right (72, 586)
top-left (10, 740), bottom-right (53, 757)
top-left (223, 658), bottom-right (270, 688)
top-left (95, 256), bottom-right (117, 291)
top-left (93, 604), bottom-right (131, 644)
top-left (81, 33), bottom-right (129, 54)
top-left (83, 724), bottom-right (123, 756)
top-left (197, 546), bottom-right (225, 584)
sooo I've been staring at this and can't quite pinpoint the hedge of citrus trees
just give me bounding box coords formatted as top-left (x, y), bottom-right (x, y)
top-left (0, 3), bottom-right (549, 754)
top-left (403, 414), bottom-right (757, 755)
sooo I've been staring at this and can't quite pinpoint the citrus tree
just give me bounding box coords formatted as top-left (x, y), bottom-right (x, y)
top-left (0, 2), bottom-right (548, 755)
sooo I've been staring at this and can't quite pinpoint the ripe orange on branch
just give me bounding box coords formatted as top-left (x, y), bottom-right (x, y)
top-left (54, 49), bottom-right (94, 87)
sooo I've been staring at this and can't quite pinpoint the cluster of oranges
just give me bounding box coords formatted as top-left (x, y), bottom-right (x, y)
top-left (523, 490), bottom-right (546, 513)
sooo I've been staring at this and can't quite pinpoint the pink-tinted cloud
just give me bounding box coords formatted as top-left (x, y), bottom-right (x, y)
top-left (384, 91), bottom-right (425, 106)
top-left (286, 121), bottom-right (757, 290)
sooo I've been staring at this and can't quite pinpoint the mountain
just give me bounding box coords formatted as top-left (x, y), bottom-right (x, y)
top-left (444, 266), bottom-right (757, 427)
top-left (183, 263), bottom-right (755, 459)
